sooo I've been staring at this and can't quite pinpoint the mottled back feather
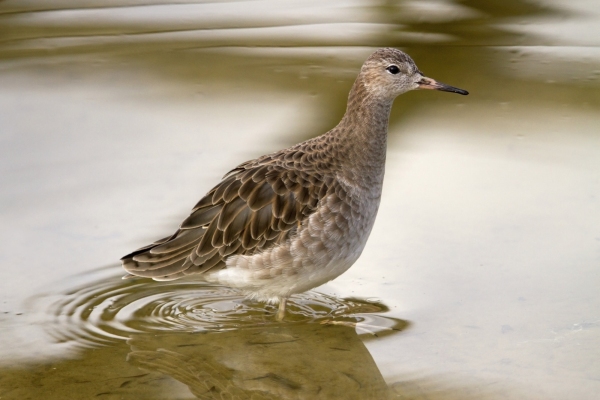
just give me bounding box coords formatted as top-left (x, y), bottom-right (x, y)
top-left (121, 147), bottom-right (333, 281)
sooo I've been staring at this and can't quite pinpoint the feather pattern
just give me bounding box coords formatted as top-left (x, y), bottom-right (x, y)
top-left (122, 161), bottom-right (327, 279)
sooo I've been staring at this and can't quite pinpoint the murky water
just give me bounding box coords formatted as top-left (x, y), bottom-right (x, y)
top-left (1, 0), bottom-right (599, 399)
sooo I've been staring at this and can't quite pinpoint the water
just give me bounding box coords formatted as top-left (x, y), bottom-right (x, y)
top-left (1, 0), bottom-right (600, 399)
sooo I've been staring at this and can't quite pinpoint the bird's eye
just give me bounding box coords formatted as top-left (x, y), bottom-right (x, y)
top-left (386, 65), bottom-right (400, 74)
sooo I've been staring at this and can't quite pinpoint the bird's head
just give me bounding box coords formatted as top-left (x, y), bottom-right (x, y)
top-left (359, 48), bottom-right (469, 101)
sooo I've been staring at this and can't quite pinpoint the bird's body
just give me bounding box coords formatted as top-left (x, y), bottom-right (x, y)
top-left (122, 48), bottom-right (468, 319)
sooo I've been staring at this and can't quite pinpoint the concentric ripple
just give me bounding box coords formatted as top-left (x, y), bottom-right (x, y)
top-left (31, 265), bottom-right (407, 348)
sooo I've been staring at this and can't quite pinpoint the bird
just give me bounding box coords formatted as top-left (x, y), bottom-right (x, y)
top-left (121, 48), bottom-right (468, 320)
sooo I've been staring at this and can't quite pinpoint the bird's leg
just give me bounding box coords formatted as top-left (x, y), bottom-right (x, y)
top-left (276, 298), bottom-right (287, 321)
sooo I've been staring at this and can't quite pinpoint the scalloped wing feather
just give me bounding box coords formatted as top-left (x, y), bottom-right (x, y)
top-left (121, 160), bottom-right (329, 280)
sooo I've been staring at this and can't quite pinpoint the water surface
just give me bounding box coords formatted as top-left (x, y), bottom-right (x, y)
top-left (1, 0), bottom-right (599, 398)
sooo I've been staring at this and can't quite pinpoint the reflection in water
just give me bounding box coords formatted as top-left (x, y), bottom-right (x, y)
top-left (127, 325), bottom-right (391, 399)
top-left (21, 266), bottom-right (409, 399)
top-left (13, 272), bottom-right (489, 399)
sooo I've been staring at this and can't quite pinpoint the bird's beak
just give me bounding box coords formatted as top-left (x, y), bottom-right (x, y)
top-left (417, 76), bottom-right (469, 95)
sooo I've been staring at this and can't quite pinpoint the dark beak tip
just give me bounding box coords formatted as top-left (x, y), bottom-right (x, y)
top-left (418, 78), bottom-right (469, 96)
top-left (441, 85), bottom-right (469, 96)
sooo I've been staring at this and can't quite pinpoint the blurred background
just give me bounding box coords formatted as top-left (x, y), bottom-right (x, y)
top-left (1, 0), bottom-right (599, 399)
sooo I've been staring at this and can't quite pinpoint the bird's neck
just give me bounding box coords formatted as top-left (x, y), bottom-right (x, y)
top-left (330, 76), bottom-right (393, 187)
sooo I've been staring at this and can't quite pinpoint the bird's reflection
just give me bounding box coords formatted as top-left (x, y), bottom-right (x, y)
top-left (9, 266), bottom-right (499, 399)
top-left (126, 322), bottom-right (404, 399)
top-left (27, 265), bottom-right (409, 399)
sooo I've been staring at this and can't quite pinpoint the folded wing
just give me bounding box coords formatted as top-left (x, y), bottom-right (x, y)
top-left (121, 151), bottom-right (329, 281)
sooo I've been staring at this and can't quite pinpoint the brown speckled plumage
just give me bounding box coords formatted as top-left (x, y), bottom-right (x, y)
top-left (121, 48), bottom-right (468, 319)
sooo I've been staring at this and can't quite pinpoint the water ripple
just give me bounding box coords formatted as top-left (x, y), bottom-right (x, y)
top-left (31, 266), bottom-right (406, 348)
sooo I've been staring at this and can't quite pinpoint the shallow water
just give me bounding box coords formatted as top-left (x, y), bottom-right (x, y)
top-left (1, 0), bottom-right (600, 399)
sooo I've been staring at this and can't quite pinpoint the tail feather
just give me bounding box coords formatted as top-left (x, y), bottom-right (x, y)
top-left (120, 235), bottom-right (172, 260)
